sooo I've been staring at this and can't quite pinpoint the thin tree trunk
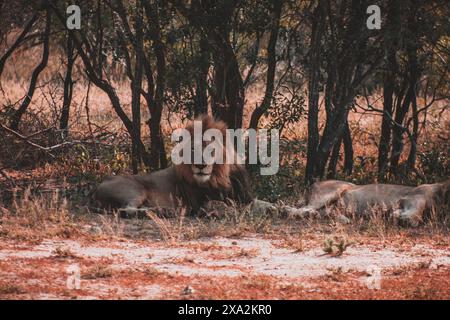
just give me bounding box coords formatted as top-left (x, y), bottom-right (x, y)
top-left (378, 66), bottom-right (395, 181)
top-left (342, 123), bottom-right (353, 175)
top-left (194, 35), bottom-right (209, 117)
top-left (144, 0), bottom-right (167, 169)
top-left (327, 134), bottom-right (343, 178)
top-left (10, 10), bottom-right (51, 131)
top-left (224, 45), bottom-right (245, 130)
top-left (211, 53), bottom-right (227, 121)
top-left (305, 0), bottom-right (326, 185)
top-left (59, 35), bottom-right (75, 136)
top-left (390, 88), bottom-right (412, 174)
top-left (84, 80), bottom-right (94, 139)
top-left (159, 127), bottom-right (167, 168)
top-left (0, 13), bottom-right (38, 79)
top-left (407, 94), bottom-right (418, 169)
top-left (95, 0), bottom-right (103, 75)
top-left (249, 0), bottom-right (282, 130)
top-left (131, 1), bottom-right (144, 174)
top-left (326, 120), bottom-right (353, 177)
top-left (406, 1), bottom-right (420, 171)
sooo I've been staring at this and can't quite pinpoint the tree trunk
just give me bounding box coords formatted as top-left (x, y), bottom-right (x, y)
top-left (305, 0), bottom-right (326, 185)
top-left (211, 52), bottom-right (227, 121)
top-left (194, 35), bottom-right (209, 117)
top-left (405, 2), bottom-right (420, 171)
top-left (378, 66), bottom-right (395, 181)
top-left (390, 2), bottom-right (420, 175)
top-left (0, 13), bottom-right (38, 79)
top-left (378, 0), bottom-right (400, 181)
top-left (249, 0), bottom-right (282, 130)
top-left (171, 0), bottom-right (244, 128)
top-left (131, 1), bottom-right (144, 174)
top-left (10, 10), bottom-right (51, 131)
top-left (326, 120), bottom-right (353, 178)
top-left (407, 94), bottom-right (418, 169)
top-left (210, 32), bottom-right (245, 129)
top-left (342, 123), bottom-right (353, 175)
top-left (389, 88), bottom-right (411, 174)
top-left (144, 0), bottom-right (167, 169)
top-left (327, 133), bottom-right (343, 179)
top-left (59, 35), bottom-right (75, 136)
top-left (311, 0), bottom-right (367, 180)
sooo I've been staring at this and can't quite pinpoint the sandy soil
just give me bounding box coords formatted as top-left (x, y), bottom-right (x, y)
top-left (1, 234), bottom-right (449, 299)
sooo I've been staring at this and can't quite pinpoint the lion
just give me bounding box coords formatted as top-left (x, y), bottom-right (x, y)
top-left (285, 180), bottom-right (449, 226)
top-left (93, 115), bottom-right (253, 215)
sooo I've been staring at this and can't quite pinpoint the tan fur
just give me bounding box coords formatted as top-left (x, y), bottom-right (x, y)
top-left (93, 115), bottom-right (253, 214)
top-left (294, 180), bottom-right (449, 226)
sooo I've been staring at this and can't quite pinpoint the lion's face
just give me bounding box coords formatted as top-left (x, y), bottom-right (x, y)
top-left (175, 116), bottom-right (233, 190)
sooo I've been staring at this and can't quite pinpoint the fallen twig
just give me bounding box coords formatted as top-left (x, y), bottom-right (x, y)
top-left (0, 124), bottom-right (81, 156)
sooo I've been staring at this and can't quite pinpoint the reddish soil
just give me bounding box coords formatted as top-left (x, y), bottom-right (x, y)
top-left (1, 235), bottom-right (449, 299)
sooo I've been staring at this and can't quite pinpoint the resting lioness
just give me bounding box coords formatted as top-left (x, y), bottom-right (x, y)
top-left (287, 180), bottom-right (449, 226)
top-left (93, 115), bottom-right (253, 214)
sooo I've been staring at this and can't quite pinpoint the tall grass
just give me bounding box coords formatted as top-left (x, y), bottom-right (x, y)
top-left (0, 188), bottom-right (78, 240)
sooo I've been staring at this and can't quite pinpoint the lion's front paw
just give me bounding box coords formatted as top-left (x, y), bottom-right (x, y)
top-left (281, 206), bottom-right (317, 220)
top-left (250, 199), bottom-right (278, 216)
top-left (392, 209), bottom-right (420, 227)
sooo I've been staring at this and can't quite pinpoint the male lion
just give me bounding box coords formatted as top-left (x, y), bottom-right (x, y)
top-left (93, 115), bottom-right (253, 215)
top-left (286, 180), bottom-right (449, 226)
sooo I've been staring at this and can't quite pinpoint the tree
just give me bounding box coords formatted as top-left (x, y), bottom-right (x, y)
top-left (172, 0), bottom-right (246, 129)
top-left (305, 0), bottom-right (382, 183)
top-left (378, 0), bottom-right (400, 181)
top-left (50, 1), bottom-right (152, 169)
top-left (377, 0), bottom-right (448, 180)
top-left (10, 6), bottom-right (51, 131)
top-left (59, 35), bottom-right (75, 136)
top-left (248, 0), bottom-right (283, 130)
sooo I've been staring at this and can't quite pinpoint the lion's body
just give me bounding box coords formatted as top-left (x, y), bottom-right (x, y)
top-left (94, 167), bottom-right (178, 209)
top-left (299, 180), bottom-right (449, 226)
top-left (93, 116), bottom-right (253, 213)
top-left (342, 184), bottom-right (415, 212)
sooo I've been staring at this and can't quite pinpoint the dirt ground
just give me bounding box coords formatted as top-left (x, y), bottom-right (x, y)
top-left (0, 216), bottom-right (449, 300)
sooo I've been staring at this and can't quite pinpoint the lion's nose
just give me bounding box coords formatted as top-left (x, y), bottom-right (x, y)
top-left (196, 164), bottom-right (207, 169)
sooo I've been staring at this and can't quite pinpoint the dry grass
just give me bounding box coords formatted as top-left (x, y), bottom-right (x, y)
top-left (52, 246), bottom-right (78, 259)
top-left (322, 237), bottom-right (352, 257)
top-left (0, 184), bottom-right (447, 248)
top-left (141, 266), bottom-right (165, 278)
top-left (0, 188), bottom-right (81, 241)
top-left (82, 263), bottom-right (114, 279)
top-left (277, 237), bottom-right (305, 252)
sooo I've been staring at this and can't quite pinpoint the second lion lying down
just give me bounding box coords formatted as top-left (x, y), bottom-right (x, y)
top-left (285, 180), bottom-right (449, 226)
